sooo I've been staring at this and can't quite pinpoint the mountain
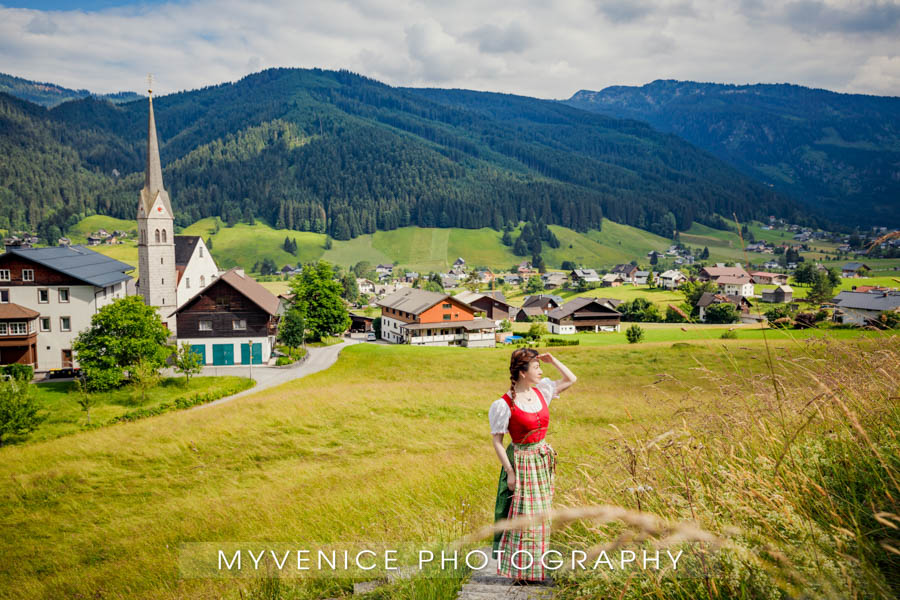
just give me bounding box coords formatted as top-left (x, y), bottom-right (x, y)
top-left (0, 72), bottom-right (142, 107)
top-left (0, 68), bottom-right (808, 244)
top-left (565, 80), bottom-right (900, 228)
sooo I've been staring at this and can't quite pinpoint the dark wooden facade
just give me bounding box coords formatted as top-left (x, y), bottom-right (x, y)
top-left (174, 278), bottom-right (277, 338)
top-left (0, 254), bottom-right (82, 286)
top-left (466, 296), bottom-right (510, 321)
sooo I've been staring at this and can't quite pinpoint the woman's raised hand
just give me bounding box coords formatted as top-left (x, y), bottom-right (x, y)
top-left (537, 353), bottom-right (553, 363)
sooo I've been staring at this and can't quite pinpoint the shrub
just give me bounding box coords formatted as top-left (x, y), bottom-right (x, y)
top-left (275, 357), bottom-right (293, 366)
top-left (546, 338), bottom-right (580, 346)
top-left (720, 329), bottom-right (738, 339)
top-left (625, 324), bottom-right (644, 344)
top-left (0, 364), bottom-right (33, 382)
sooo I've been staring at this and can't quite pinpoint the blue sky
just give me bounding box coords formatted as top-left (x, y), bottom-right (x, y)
top-left (1, 0), bottom-right (898, 98)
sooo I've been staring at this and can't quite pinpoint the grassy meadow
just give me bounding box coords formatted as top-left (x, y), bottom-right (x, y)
top-left (1, 329), bottom-right (898, 599)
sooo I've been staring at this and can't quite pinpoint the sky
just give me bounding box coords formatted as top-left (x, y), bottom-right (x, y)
top-left (0, 0), bottom-right (898, 98)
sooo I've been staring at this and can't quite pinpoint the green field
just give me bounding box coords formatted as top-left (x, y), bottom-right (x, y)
top-left (67, 215), bottom-right (137, 242)
top-left (1, 331), bottom-right (896, 599)
top-left (22, 376), bottom-right (253, 444)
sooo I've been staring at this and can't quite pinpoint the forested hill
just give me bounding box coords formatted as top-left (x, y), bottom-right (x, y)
top-left (1, 68), bottom-right (808, 243)
top-left (0, 72), bottom-right (141, 107)
top-left (565, 80), bottom-right (900, 228)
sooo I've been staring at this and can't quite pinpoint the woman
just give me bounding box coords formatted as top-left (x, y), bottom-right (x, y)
top-left (489, 347), bottom-right (577, 583)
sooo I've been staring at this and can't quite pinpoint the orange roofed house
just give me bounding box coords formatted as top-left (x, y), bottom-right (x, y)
top-left (377, 288), bottom-right (496, 347)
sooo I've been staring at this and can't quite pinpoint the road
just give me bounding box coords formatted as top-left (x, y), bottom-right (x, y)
top-left (179, 339), bottom-right (360, 410)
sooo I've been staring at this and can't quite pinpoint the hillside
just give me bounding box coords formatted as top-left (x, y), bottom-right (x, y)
top-left (0, 68), bottom-right (806, 246)
top-left (0, 72), bottom-right (141, 107)
top-left (565, 80), bottom-right (900, 228)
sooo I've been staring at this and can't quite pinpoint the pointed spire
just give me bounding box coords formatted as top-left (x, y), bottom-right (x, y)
top-left (145, 92), bottom-right (165, 195)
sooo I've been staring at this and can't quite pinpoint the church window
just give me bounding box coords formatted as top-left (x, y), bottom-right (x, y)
top-left (186, 277), bottom-right (191, 289)
top-left (199, 246), bottom-right (204, 258)
top-left (155, 229), bottom-right (160, 243)
top-left (200, 275), bottom-right (206, 287)
top-left (162, 229), bottom-right (167, 243)
top-left (161, 278), bottom-right (165, 285)
top-left (160, 257), bottom-right (164, 264)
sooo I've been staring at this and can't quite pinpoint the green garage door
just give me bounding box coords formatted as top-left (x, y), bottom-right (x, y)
top-left (212, 344), bottom-right (234, 365)
top-left (240, 342), bottom-right (263, 365)
top-left (189, 344), bottom-right (206, 364)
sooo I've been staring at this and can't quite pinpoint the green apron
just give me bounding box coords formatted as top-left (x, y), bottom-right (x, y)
top-left (492, 442), bottom-right (516, 555)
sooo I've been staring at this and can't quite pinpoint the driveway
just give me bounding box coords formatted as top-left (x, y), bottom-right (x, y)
top-left (176, 339), bottom-right (360, 410)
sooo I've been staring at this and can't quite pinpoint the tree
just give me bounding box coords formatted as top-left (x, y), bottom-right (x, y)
top-left (278, 306), bottom-right (306, 350)
top-left (324, 235), bottom-right (333, 250)
top-left (173, 343), bottom-right (203, 385)
top-left (807, 271), bottom-right (835, 304)
top-left (73, 375), bottom-right (98, 425)
top-left (206, 236), bottom-right (213, 250)
top-left (679, 280), bottom-right (718, 315)
top-left (701, 246), bottom-right (710, 260)
top-left (527, 322), bottom-right (547, 339)
top-left (826, 267), bottom-right (841, 287)
top-left (0, 378), bottom-right (44, 446)
top-left (73, 296), bottom-right (170, 392)
top-left (289, 261), bottom-right (351, 341)
top-left (561, 261), bottom-right (576, 271)
top-left (621, 297), bottom-right (661, 322)
top-left (129, 356), bottom-right (162, 404)
top-left (705, 303), bottom-right (739, 324)
top-left (625, 324), bottom-right (644, 344)
top-left (532, 253), bottom-right (546, 273)
top-left (793, 263), bottom-right (816, 286)
top-left (646, 271), bottom-right (656, 288)
top-left (501, 230), bottom-right (513, 246)
top-left (649, 252), bottom-right (658, 266)
top-left (525, 275), bottom-right (544, 294)
top-left (340, 273), bottom-right (359, 302)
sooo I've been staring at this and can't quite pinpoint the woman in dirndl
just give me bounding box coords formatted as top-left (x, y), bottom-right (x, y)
top-left (489, 347), bottom-right (577, 583)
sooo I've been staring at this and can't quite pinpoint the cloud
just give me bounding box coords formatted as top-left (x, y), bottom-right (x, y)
top-left (462, 21), bottom-right (533, 54)
top-left (0, 0), bottom-right (897, 99)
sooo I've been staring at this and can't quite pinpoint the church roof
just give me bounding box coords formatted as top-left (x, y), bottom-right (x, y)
top-left (174, 236), bottom-right (200, 266)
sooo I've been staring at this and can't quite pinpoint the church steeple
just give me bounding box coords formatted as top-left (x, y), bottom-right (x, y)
top-left (139, 83), bottom-right (173, 216)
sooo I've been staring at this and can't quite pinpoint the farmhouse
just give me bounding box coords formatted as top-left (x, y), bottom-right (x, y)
top-left (547, 297), bottom-right (622, 334)
top-left (570, 268), bottom-right (601, 284)
top-left (761, 285), bottom-right (794, 304)
top-left (601, 272), bottom-right (626, 287)
top-left (0, 245), bottom-right (133, 370)
top-left (841, 262), bottom-right (871, 278)
top-left (831, 291), bottom-right (900, 326)
top-left (610, 264), bottom-right (639, 282)
top-left (698, 264), bottom-right (751, 282)
top-left (453, 290), bottom-right (512, 323)
top-left (751, 271), bottom-right (789, 285)
top-left (541, 272), bottom-right (568, 289)
top-left (377, 288), bottom-right (495, 347)
top-left (658, 269), bottom-right (687, 290)
top-left (715, 275), bottom-right (755, 297)
top-left (169, 268), bottom-right (281, 365)
top-left (696, 293), bottom-right (753, 322)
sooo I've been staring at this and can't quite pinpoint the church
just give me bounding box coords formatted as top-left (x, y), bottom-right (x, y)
top-left (135, 89), bottom-right (220, 335)
top-left (136, 89), bottom-right (281, 365)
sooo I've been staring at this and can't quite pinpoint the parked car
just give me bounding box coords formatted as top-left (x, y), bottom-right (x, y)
top-left (366, 332), bottom-right (377, 341)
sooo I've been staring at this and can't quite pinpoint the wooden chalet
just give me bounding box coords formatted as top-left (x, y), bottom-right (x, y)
top-left (548, 297), bottom-right (622, 334)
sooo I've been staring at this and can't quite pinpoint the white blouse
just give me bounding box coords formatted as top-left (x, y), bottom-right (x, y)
top-left (488, 377), bottom-right (558, 435)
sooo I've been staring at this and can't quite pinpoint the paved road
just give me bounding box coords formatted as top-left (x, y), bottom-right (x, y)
top-left (177, 339), bottom-right (360, 411)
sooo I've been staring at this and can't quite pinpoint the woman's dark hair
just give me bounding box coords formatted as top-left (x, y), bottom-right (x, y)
top-left (509, 347), bottom-right (539, 401)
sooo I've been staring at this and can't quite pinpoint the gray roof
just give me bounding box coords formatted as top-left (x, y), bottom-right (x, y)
top-left (832, 291), bottom-right (900, 311)
top-left (402, 318), bottom-right (495, 331)
top-left (522, 294), bottom-right (563, 307)
top-left (841, 262), bottom-right (870, 271)
top-left (3, 245), bottom-right (133, 287)
top-left (697, 292), bottom-right (752, 308)
top-left (548, 296), bottom-right (621, 319)
top-left (174, 236), bottom-right (200, 266)
top-left (378, 287), bottom-right (452, 314)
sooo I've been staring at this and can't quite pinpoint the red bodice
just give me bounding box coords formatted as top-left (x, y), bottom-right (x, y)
top-left (502, 387), bottom-right (549, 444)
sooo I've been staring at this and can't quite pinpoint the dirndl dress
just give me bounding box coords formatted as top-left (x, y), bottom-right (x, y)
top-left (489, 384), bottom-right (558, 581)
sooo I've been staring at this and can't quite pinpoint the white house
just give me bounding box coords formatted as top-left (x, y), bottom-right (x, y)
top-left (715, 275), bottom-right (755, 297)
top-left (831, 291), bottom-right (900, 326)
top-left (658, 270), bottom-right (687, 290)
top-left (175, 236), bottom-right (221, 307)
top-left (0, 245), bottom-right (133, 370)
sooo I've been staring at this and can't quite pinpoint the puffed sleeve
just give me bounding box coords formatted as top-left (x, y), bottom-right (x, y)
top-left (537, 377), bottom-right (559, 405)
top-left (488, 398), bottom-right (511, 434)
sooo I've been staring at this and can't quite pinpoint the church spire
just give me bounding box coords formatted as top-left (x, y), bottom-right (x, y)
top-left (139, 76), bottom-right (173, 216)
top-left (145, 91), bottom-right (165, 195)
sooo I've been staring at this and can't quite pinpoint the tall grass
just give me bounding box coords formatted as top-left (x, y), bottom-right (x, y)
top-left (479, 334), bottom-right (899, 599)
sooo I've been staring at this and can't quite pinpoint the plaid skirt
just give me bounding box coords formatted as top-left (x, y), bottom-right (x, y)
top-left (492, 439), bottom-right (558, 581)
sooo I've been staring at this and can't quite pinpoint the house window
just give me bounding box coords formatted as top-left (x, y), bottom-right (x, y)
top-left (200, 275), bottom-right (205, 287)
top-left (199, 246), bottom-right (204, 258)
top-left (22, 269), bottom-right (34, 282)
top-left (186, 277), bottom-right (191, 289)
top-left (232, 319), bottom-right (247, 330)
top-left (0, 323), bottom-right (6, 335)
top-left (10, 322), bottom-right (27, 335)
top-left (58, 288), bottom-right (69, 303)
top-left (0, 289), bottom-right (8, 303)
top-left (216, 297), bottom-right (228, 308)
top-left (442, 303), bottom-right (452, 309)
top-left (0, 270), bottom-right (9, 282)
top-left (40, 317), bottom-right (51, 332)
top-left (60, 316), bottom-right (71, 331)
top-left (29, 320), bottom-right (36, 334)
top-left (443, 314), bottom-right (451, 320)
top-left (199, 320), bottom-right (212, 331)
top-left (38, 289), bottom-right (49, 303)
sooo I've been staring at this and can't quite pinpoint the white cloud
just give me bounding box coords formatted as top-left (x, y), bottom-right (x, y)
top-left (0, 0), bottom-right (896, 98)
